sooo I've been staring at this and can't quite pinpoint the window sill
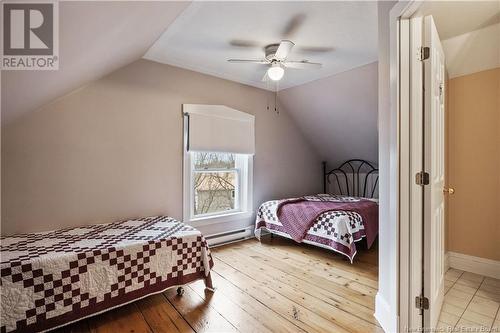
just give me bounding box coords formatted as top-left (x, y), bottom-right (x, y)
top-left (187, 211), bottom-right (254, 226)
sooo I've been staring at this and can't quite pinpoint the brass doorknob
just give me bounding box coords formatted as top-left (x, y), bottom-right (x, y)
top-left (443, 187), bottom-right (455, 195)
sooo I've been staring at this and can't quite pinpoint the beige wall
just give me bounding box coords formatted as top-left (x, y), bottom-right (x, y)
top-left (1, 59), bottom-right (321, 236)
top-left (447, 67), bottom-right (500, 261)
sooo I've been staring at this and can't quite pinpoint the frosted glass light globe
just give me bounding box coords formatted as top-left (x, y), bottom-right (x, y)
top-left (267, 63), bottom-right (284, 81)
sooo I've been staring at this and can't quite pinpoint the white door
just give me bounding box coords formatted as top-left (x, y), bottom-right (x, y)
top-left (423, 15), bottom-right (446, 329)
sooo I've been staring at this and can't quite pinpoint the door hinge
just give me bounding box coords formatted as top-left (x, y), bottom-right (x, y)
top-left (418, 47), bottom-right (430, 61)
top-left (415, 171), bottom-right (430, 186)
top-left (415, 295), bottom-right (429, 310)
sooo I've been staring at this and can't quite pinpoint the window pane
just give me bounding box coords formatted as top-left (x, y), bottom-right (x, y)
top-left (194, 171), bottom-right (237, 215)
top-left (193, 152), bottom-right (235, 169)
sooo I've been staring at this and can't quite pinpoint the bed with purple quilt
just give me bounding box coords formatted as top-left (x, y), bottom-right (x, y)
top-left (0, 216), bottom-right (214, 333)
top-left (255, 160), bottom-right (379, 262)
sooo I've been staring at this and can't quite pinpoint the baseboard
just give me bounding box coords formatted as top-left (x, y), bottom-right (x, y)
top-left (448, 251), bottom-right (500, 279)
top-left (205, 226), bottom-right (254, 247)
top-left (375, 292), bottom-right (398, 333)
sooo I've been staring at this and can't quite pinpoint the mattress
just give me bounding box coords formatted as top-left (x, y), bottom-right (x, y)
top-left (0, 216), bottom-right (213, 333)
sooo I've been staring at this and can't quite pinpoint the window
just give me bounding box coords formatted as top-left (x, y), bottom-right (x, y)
top-left (185, 151), bottom-right (252, 224)
top-left (182, 104), bottom-right (254, 225)
top-left (192, 152), bottom-right (238, 217)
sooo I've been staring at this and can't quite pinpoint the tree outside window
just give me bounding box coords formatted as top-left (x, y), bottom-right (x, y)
top-left (193, 152), bottom-right (238, 216)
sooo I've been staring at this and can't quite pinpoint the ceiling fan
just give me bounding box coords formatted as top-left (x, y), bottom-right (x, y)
top-left (227, 40), bottom-right (322, 82)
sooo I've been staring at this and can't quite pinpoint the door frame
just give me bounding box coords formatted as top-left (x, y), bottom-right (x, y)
top-left (389, 1), bottom-right (426, 332)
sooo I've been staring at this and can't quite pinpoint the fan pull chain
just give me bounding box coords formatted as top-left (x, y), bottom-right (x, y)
top-left (264, 78), bottom-right (279, 115)
top-left (275, 82), bottom-right (279, 114)
top-left (266, 79), bottom-right (270, 111)
top-left (275, 91), bottom-right (278, 114)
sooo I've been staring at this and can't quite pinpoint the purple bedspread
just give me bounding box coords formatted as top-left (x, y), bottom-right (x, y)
top-left (277, 198), bottom-right (379, 248)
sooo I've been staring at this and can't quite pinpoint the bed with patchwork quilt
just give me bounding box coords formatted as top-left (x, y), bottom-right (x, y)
top-left (255, 159), bottom-right (379, 263)
top-left (0, 216), bottom-right (214, 333)
top-left (255, 194), bottom-right (378, 262)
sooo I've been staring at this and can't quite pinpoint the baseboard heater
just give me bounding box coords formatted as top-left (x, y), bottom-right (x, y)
top-left (205, 226), bottom-right (254, 247)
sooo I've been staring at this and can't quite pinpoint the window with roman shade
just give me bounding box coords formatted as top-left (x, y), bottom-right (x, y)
top-left (182, 104), bottom-right (254, 225)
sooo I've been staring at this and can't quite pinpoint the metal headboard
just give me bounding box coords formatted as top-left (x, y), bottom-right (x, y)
top-left (323, 159), bottom-right (379, 198)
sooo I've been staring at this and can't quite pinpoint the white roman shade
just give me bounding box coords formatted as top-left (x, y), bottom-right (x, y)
top-left (183, 104), bottom-right (255, 155)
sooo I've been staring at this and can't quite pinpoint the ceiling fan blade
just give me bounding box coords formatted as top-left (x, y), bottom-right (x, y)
top-left (282, 13), bottom-right (306, 38)
top-left (275, 40), bottom-right (295, 60)
top-left (227, 59), bottom-right (269, 64)
top-left (298, 46), bottom-right (335, 53)
top-left (229, 39), bottom-right (260, 48)
top-left (283, 60), bottom-right (322, 69)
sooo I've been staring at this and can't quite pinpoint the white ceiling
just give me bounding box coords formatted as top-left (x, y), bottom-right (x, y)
top-left (2, 1), bottom-right (189, 125)
top-left (415, 1), bottom-right (500, 78)
top-left (443, 23), bottom-right (500, 78)
top-left (143, 1), bottom-right (378, 91)
top-left (415, 1), bottom-right (500, 40)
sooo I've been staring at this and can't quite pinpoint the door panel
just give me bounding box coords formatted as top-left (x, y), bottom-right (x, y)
top-left (423, 15), bottom-right (446, 329)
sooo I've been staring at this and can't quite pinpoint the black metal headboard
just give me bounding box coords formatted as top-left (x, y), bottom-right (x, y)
top-left (323, 159), bottom-right (379, 198)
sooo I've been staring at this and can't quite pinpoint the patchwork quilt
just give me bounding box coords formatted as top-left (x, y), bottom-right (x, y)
top-left (0, 216), bottom-right (213, 333)
top-left (255, 195), bottom-right (377, 262)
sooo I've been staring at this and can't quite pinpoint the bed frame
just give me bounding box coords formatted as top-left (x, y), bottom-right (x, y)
top-left (258, 159), bottom-right (379, 261)
top-left (323, 159), bottom-right (379, 198)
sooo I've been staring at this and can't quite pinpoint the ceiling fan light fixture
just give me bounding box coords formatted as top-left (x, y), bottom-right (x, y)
top-left (267, 62), bottom-right (284, 81)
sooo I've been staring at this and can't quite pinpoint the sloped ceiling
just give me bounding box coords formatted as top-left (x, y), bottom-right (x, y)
top-left (278, 62), bottom-right (378, 167)
top-left (144, 1), bottom-right (378, 91)
top-left (415, 0), bottom-right (500, 40)
top-left (442, 23), bottom-right (500, 78)
top-left (1, 1), bottom-right (189, 125)
top-left (415, 1), bottom-right (500, 78)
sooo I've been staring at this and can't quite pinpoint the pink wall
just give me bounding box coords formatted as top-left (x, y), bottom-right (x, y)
top-left (2, 60), bottom-right (321, 236)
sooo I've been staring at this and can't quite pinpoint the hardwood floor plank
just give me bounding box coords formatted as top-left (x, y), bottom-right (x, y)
top-left (187, 279), bottom-right (275, 333)
top-left (249, 237), bottom-right (379, 277)
top-left (215, 246), bottom-right (377, 316)
top-left (254, 236), bottom-right (379, 270)
top-left (213, 249), bottom-right (382, 331)
top-left (212, 257), bottom-right (356, 333)
top-left (164, 284), bottom-right (238, 333)
top-left (223, 241), bottom-right (377, 296)
top-left (222, 244), bottom-right (376, 309)
top-left (88, 303), bottom-right (152, 333)
top-left (137, 293), bottom-right (195, 333)
top-left (269, 238), bottom-right (379, 277)
top-left (206, 270), bottom-right (308, 333)
top-left (240, 239), bottom-right (378, 289)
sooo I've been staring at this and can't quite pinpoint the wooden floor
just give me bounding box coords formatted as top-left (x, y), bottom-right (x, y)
top-left (54, 236), bottom-right (381, 333)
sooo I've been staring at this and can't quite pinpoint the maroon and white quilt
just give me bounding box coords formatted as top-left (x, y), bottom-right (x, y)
top-left (255, 194), bottom-right (378, 262)
top-left (0, 216), bottom-right (214, 333)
